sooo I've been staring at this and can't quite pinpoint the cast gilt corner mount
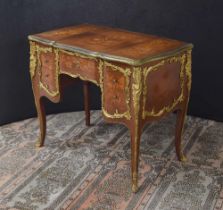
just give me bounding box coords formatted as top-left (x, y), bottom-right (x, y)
top-left (28, 23), bottom-right (193, 192)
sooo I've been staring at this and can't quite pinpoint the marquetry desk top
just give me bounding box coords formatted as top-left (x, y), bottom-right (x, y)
top-left (29, 23), bottom-right (192, 65)
top-left (28, 23), bottom-right (193, 193)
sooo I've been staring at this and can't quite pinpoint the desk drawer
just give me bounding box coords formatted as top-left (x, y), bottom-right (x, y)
top-left (102, 62), bottom-right (131, 120)
top-left (59, 50), bottom-right (100, 85)
top-left (37, 45), bottom-right (59, 96)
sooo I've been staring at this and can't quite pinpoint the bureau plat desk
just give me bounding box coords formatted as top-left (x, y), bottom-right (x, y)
top-left (28, 24), bottom-right (193, 192)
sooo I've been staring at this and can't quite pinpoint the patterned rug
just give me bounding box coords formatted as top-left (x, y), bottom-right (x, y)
top-left (0, 110), bottom-right (223, 210)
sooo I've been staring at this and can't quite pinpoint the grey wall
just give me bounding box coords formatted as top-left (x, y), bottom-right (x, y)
top-left (0, 0), bottom-right (223, 125)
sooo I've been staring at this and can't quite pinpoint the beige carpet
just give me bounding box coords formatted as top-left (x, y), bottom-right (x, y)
top-left (0, 110), bottom-right (222, 210)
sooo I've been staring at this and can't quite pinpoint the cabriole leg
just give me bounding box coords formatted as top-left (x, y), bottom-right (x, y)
top-left (175, 49), bottom-right (192, 161)
top-left (83, 81), bottom-right (90, 126)
top-left (131, 69), bottom-right (143, 193)
top-left (34, 96), bottom-right (46, 147)
top-left (130, 124), bottom-right (141, 193)
top-left (175, 103), bottom-right (188, 162)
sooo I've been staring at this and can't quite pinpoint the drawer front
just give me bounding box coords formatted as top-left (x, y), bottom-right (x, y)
top-left (142, 54), bottom-right (186, 118)
top-left (102, 62), bottom-right (131, 120)
top-left (59, 50), bottom-right (99, 86)
top-left (37, 45), bottom-right (59, 96)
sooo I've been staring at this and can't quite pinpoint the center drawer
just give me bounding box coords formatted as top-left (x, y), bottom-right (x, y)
top-left (59, 50), bottom-right (100, 86)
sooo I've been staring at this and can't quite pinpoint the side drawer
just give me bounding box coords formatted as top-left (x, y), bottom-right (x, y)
top-left (36, 44), bottom-right (59, 96)
top-left (102, 61), bottom-right (131, 120)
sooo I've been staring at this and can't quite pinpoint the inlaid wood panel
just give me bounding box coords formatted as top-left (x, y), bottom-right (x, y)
top-left (142, 55), bottom-right (186, 118)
